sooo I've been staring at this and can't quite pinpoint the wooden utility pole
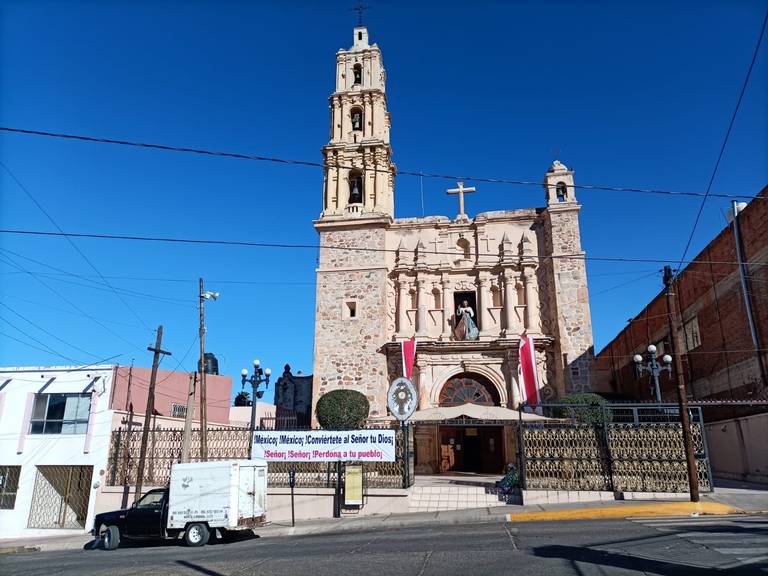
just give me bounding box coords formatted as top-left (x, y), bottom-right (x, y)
top-left (663, 266), bottom-right (700, 502)
top-left (180, 372), bottom-right (197, 463)
top-left (198, 278), bottom-right (208, 461)
top-left (134, 326), bottom-right (171, 503)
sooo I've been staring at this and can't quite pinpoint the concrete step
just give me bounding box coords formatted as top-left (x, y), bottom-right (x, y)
top-left (408, 484), bottom-right (508, 512)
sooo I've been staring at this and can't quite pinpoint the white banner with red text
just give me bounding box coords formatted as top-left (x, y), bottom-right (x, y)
top-left (251, 430), bottom-right (396, 462)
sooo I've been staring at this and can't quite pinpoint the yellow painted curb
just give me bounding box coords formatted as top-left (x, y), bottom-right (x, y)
top-left (505, 501), bottom-right (740, 523)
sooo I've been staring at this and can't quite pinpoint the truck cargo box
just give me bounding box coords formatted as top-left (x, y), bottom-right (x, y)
top-left (168, 459), bottom-right (267, 530)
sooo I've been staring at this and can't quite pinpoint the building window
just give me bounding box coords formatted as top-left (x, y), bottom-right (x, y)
top-left (29, 393), bottom-right (90, 434)
top-left (683, 317), bottom-right (701, 351)
top-left (353, 64), bottom-right (362, 85)
top-left (0, 466), bottom-right (21, 509)
top-left (351, 107), bottom-right (363, 131)
top-left (345, 301), bottom-right (358, 319)
top-left (171, 403), bottom-right (191, 419)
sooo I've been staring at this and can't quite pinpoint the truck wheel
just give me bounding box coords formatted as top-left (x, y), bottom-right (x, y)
top-left (100, 525), bottom-right (120, 551)
top-left (184, 523), bottom-right (209, 547)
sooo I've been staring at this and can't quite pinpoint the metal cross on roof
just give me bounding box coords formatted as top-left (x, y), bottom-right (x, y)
top-left (350, 2), bottom-right (371, 26)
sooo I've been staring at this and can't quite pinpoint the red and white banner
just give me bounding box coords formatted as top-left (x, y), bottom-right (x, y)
top-left (517, 334), bottom-right (541, 406)
top-left (401, 338), bottom-right (417, 379)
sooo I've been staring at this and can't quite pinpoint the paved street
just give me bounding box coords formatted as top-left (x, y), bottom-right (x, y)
top-left (1, 515), bottom-right (766, 576)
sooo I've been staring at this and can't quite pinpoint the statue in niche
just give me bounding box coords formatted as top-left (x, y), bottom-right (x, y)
top-left (453, 299), bottom-right (479, 341)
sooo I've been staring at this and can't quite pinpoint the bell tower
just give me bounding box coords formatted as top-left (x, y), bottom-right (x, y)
top-left (321, 26), bottom-right (395, 218)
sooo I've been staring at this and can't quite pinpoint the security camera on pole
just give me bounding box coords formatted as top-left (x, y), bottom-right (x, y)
top-left (198, 279), bottom-right (219, 462)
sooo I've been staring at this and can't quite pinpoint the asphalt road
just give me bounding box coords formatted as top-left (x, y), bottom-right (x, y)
top-left (1, 515), bottom-right (766, 576)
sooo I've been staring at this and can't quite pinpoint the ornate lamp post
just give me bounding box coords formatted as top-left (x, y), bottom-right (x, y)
top-left (241, 359), bottom-right (271, 456)
top-left (633, 344), bottom-right (672, 403)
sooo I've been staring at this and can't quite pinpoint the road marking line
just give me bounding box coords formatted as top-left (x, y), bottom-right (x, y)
top-left (416, 550), bottom-right (433, 576)
top-left (503, 523), bottom-right (518, 550)
top-left (714, 547), bottom-right (768, 555)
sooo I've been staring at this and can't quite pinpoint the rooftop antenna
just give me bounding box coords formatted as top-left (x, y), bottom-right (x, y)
top-left (350, 2), bottom-right (371, 26)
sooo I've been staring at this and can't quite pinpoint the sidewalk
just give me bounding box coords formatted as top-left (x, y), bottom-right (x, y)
top-left (2, 489), bottom-right (760, 554)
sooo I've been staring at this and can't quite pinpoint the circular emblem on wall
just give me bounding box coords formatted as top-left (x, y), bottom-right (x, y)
top-left (387, 377), bottom-right (418, 421)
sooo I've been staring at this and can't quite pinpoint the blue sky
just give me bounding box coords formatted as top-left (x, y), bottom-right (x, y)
top-left (1, 1), bottom-right (766, 404)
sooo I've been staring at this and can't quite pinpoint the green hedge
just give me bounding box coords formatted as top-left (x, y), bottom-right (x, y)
top-left (557, 392), bottom-right (612, 426)
top-left (315, 389), bottom-right (370, 430)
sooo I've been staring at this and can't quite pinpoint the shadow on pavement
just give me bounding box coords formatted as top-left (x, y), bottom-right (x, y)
top-left (532, 544), bottom-right (761, 575)
top-left (176, 560), bottom-right (225, 576)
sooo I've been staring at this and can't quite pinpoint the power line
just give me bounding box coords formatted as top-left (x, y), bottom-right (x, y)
top-left (0, 160), bottom-right (153, 331)
top-left (0, 253), bottom-right (146, 353)
top-left (0, 126), bottom-right (764, 202)
top-left (675, 7), bottom-right (768, 272)
top-left (0, 301), bottom-right (104, 360)
top-left (1, 227), bottom-right (766, 267)
top-left (0, 317), bottom-right (81, 363)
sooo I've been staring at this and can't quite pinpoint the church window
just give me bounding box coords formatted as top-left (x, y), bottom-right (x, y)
top-left (348, 170), bottom-right (364, 204)
top-left (556, 182), bottom-right (568, 202)
top-left (358, 31), bottom-right (362, 41)
top-left (353, 64), bottom-right (362, 85)
top-left (351, 107), bottom-right (363, 131)
top-left (439, 373), bottom-right (500, 407)
top-left (345, 301), bottom-right (357, 319)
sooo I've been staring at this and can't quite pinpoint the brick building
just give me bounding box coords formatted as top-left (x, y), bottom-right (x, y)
top-left (594, 185), bottom-right (768, 484)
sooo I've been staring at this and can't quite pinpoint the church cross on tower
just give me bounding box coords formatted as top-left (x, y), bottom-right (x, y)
top-left (447, 181), bottom-right (476, 221)
top-left (350, 3), bottom-right (370, 26)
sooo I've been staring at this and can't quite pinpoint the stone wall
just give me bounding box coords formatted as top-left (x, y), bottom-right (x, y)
top-left (312, 224), bottom-right (390, 421)
top-left (541, 205), bottom-right (594, 394)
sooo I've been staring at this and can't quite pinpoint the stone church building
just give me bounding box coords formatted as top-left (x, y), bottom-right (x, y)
top-left (312, 26), bottom-right (595, 474)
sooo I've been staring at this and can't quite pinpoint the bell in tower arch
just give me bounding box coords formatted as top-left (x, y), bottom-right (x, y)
top-left (349, 171), bottom-right (364, 204)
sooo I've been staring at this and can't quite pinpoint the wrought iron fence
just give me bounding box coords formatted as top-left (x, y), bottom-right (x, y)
top-left (107, 424), bottom-right (413, 489)
top-left (519, 403), bottom-right (712, 493)
top-left (27, 465), bottom-right (92, 529)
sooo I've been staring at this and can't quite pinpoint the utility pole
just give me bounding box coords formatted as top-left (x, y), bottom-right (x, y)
top-left (663, 266), bottom-right (700, 502)
top-left (199, 278), bottom-right (208, 461)
top-left (134, 326), bottom-right (171, 503)
top-left (180, 372), bottom-right (197, 463)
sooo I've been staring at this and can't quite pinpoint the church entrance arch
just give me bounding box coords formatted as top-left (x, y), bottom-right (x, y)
top-left (434, 372), bottom-right (505, 474)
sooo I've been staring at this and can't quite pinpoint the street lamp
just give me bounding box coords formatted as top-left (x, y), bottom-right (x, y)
top-left (633, 344), bottom-right (673, 403)
top-left (242, 359), bottom-right (271, 455)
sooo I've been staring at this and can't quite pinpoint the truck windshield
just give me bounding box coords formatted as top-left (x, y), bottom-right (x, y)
top-left (136, 491), bottom-right (164, 508)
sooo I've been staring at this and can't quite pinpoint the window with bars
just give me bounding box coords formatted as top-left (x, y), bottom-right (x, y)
top-left (171, 403), bottom-right (192, 419)
top-left (30, 393), bottom-right (90, 434)
top-left (0, 465), bottom-right (21, 509)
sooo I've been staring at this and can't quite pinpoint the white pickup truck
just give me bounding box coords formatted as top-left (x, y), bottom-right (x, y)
top-left (93, 459), bottom-right (268, 550)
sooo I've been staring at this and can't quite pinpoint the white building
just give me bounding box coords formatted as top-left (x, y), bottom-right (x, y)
top-left (0, 365), bottom-right (115, 538)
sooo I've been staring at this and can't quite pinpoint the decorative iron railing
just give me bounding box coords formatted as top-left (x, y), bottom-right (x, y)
top-left (107, 424), bottom-right (413, 489)
top-left (519, 403), bottom-right (712, 493)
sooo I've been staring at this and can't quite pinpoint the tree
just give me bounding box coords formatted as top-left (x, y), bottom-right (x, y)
top-left (234, 390), bottom-right (251, 407)
top-left (557, 392), bottom-right (612, 426)
top-left (315, 389), bottom-right (370, 430)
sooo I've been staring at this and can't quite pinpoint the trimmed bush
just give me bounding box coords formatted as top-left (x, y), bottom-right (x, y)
top-left (315, 389), bottom-right (370, 430)
top-left (557, 392), bottom-right (612, 425)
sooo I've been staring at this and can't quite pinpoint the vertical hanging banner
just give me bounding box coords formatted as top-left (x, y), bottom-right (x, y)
top-left (517, 334), bottom-right (541, 406)
top-left (401, 338), bottom-right (417, 380)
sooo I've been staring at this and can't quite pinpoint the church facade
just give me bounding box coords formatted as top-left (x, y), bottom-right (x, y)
top-left (312, 26), bottom-right (595, 474)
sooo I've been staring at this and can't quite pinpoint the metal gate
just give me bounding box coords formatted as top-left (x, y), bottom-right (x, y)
top-left (27, 465), bottom-right (92, 529)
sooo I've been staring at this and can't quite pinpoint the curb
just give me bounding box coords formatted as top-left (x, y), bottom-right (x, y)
top-left (505, 501), bottom-right (741, 523)
top-left (0, 546), bottom-right (41, 555)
